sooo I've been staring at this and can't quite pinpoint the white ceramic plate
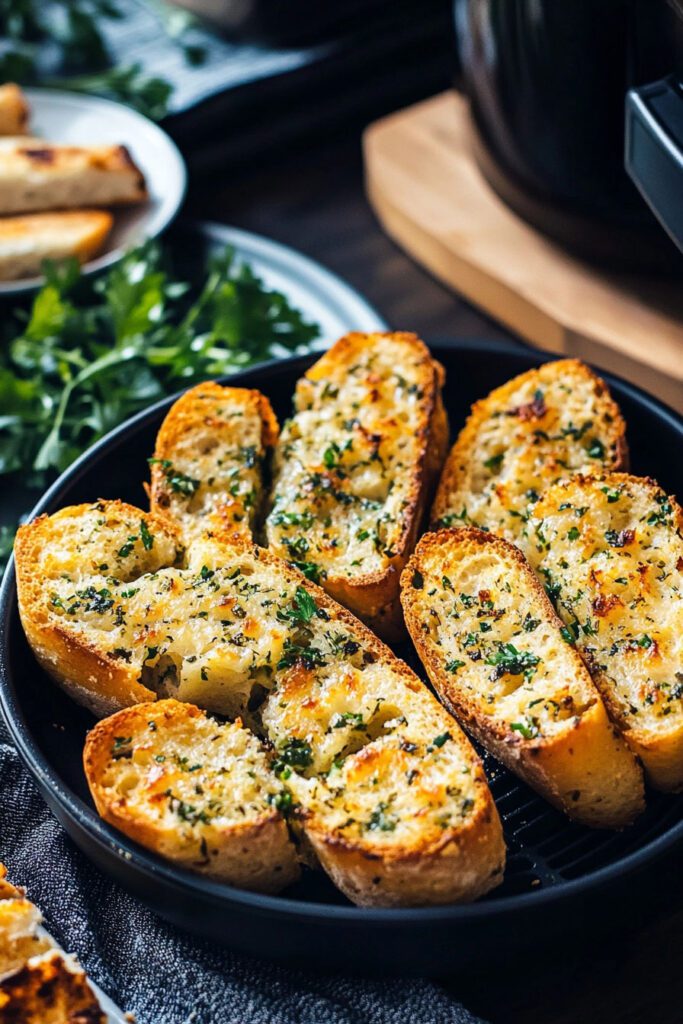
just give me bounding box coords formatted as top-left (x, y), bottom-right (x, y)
top-left (0, 88), bottom-right (187, 296)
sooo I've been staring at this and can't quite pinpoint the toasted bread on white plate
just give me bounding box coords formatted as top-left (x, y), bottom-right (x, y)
top-left (0, 209), bottom-right (113, 280)
top-left (525, 472), bottom-right (683, 791)
top-left (149, 381), bottom-right (279, 546)
top-left (265, 331), bottom-right (449, 640)
top-left (0, 142), bottom-right (147, 214)
top-left (0, 84), bottom-right (29, 135)
top-left (431, 359), bottom-right (627, 543)
top-left (401, 527), bottom-right (645, 828)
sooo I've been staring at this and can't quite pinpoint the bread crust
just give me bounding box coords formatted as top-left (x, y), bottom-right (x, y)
top-left (525, 472), bottom-right (683, 791)
top-left (0, 950), bottom-right (106, 1022)
top-left (83, 699), bottom-right (300, 893)
top-left (431, 359), bottom-right (628, 540)
top-left (266, 331), bottom-right (448, 640)
top-left (401, 528), bottom-right (645, 828)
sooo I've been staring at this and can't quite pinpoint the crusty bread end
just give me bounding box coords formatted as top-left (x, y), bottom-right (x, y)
top-left (149, 381), bottom-right (278, 547)
top-left (0, 84), bottom-right (29, 135)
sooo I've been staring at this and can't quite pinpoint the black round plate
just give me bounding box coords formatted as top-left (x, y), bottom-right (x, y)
top-left (1, 339), bottom-right (682, 974)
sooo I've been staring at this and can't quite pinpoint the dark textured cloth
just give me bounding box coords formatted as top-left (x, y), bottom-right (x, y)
top-left (0, 722), bottom-right (487, 1024)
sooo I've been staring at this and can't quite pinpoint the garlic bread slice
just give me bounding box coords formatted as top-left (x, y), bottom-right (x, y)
top-left (150, 382), bottom-right (278, 545)
top-left (0, 209), bottom-right (113, 280)
top-left (256, 572), bottom-right (504, 905)
top-left (0, 142), bottom-right (147, 215)
top-left (84, 699), bottom-right (300, 892)
top-left (265, 331), bottom-right (448, 640)
top-left (526, 473), bottom-right (683, 791)
top-left (401, 528), bottom-right (644, 828)
top-left (432, 359), bottom-right (627, 543)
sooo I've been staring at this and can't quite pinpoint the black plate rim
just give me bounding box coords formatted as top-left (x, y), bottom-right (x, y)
top-left (2, 337), bottom-right (682, 927)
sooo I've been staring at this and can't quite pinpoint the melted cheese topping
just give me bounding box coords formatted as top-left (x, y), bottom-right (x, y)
top-left (35, 502), bottom-right (483, 841)
top-left (407, 543), bottom-right (596, 740)
top-left (435, 362), bottom-right (622, 543)
top-left (292, 729), bottom-right (478, 850)
top-left (266, 337), bottom-right (431, 582)
top-left (98, 707), bottom-right (281, 840)
top-left (526, 476), bottom-right (683, 732)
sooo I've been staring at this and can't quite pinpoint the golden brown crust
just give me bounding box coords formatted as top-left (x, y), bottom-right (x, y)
top-left (302, 794), bottom-right (504, 908)
top-left (431, 358), bottom-right (628, 539)
top-left (267, 331), bottom-right (449, 641)
top-left (0, 210), bottom-right (113, 279)
top-left (401, 527), bottom-right (645, 828)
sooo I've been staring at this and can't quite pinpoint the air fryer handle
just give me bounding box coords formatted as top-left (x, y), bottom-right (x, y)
top-left (625, 76), bottom-right (683, 254)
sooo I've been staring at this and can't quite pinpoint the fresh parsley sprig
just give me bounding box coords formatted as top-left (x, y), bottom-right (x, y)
top-left (0, 241), bottom-right (320, 574)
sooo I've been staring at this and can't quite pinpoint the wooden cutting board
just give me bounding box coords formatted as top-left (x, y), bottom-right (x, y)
top-left (364, 91), bottom-right (683, 412)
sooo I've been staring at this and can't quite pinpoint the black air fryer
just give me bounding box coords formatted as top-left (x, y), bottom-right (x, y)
top-left (454, 0), bottom-right (683, 271)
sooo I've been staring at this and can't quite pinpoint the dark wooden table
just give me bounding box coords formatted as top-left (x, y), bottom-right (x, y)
top-left (187, 133), bottom-right (683, 1024)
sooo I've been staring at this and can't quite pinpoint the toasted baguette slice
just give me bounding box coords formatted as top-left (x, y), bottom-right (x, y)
top-left (17, 500), bottom-right (504, 906)
top-left (149, 382), bottom-right (279, 546)
top-left (401, 528), bottom-right (645, 828)
top-left (15, 501), bottom-right (184, 717)
top-left (0, 143), bottom-right (147, 215)
top-left (0, 950), bottom-right (106, 1023)
top-left (252, 563), bottom-right (504, 905)
top-left (0, 84), bottom-right (29, 135)
top-left (431, 359), bottom-right (627, 543)
top-left (265, 331), bottom-right (448, 640)
top-left (0, 210), bottom-right (113, 280)
top-left (525, 473), bottom-right (683, 791)
top-left (84, 699), bottom-right (300, 892)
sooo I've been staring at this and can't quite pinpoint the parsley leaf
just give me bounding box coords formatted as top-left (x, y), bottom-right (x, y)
top-left (0, 241), bottom-right (319, 577)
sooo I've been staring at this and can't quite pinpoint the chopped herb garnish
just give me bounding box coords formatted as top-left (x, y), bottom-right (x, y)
top-left (139, 520), bottom-right (154, 551)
